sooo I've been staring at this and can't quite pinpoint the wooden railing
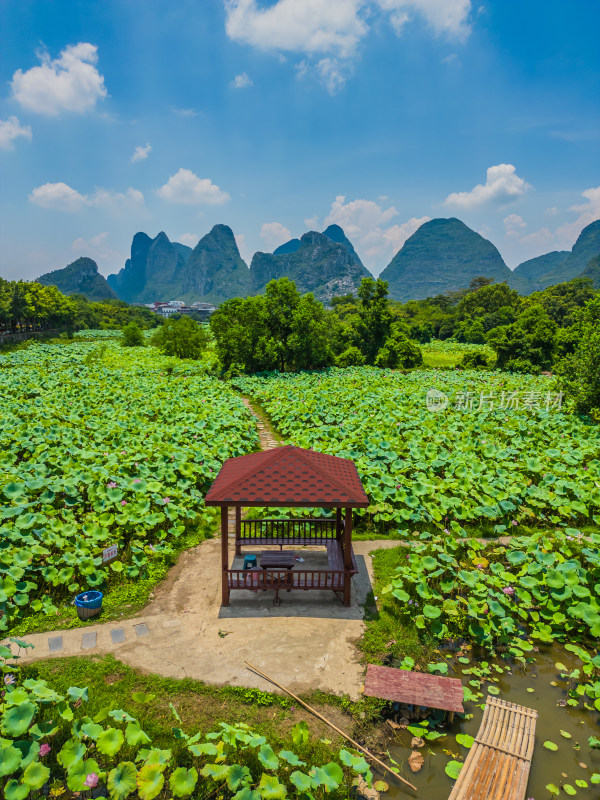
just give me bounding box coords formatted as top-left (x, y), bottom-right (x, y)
top-left (227, 568), bottom-right (345, 591)
top-left (239, 518), bottom-right (336, 545)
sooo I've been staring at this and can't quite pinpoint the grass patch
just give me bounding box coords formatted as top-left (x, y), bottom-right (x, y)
top-left (25, 654), bottom-right (369, 755)
top-left (358, 545), bottom-right (436, 668)
top-left (10, 515), bottom-right (217, 637)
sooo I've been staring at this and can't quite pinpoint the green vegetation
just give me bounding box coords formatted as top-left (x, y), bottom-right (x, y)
top-left (381, 530), bottom-right (600, 651)
top-left (122, 323), bottom-right (145, 348)
top-left (0, 340), bottom-right (257, 633)
top-left (150, 317), bottom-right (210, 360)
top-left (231, 367), bottom-right (600, 529)
top-left (0, 279), bottom-right (77, 334)
top-left (211, 277), bottom-right (423, 374)
top-left (0, 653), bottom-right (375, 800)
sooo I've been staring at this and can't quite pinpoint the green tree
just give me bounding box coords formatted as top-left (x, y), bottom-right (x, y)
top-left (374, 324), bottom-right (423, 368)
top-left (151, 316), bottom-right (209, 359)
top-left (488, 304), bottom-right (556, 372)
top-left (121, 322), bottom-right (144, 347)
top-left (356, 277), bottom-right (393, 364)
top-left (210, 279), bottom-right (336, 373)
top-left (558, 295), bottom-right (600, 418)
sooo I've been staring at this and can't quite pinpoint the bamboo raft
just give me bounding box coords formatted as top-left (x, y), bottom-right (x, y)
top-left (448, 695), bottom-right (537, 800)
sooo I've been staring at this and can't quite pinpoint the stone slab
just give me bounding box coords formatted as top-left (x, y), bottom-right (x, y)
top-left (133, 623), bottom-right (149, 637)
top-left (48, 636), bottom-right (63, 653)
top-left (81, 632), bottom-right (97, 650)
top-left (110, 628), bottom-right (126, 643)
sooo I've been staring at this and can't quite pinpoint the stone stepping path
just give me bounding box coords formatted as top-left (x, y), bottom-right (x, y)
top-left (25, 616), bottom-right (182, 659)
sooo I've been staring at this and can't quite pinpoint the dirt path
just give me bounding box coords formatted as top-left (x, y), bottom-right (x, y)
top-left (14, 397), bottom-right (397, 700)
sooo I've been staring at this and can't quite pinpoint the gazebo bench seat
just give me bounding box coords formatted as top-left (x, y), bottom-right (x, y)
top-left (235, 535), bottom-right (335, 549)
top-left (326, 540), bottom-right (358, 575)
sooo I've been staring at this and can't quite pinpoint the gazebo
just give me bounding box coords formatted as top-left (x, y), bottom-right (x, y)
top-left (205, 445), bottom-right (369, 606)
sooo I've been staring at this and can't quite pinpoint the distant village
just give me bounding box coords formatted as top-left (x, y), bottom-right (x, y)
top-left (141, 300), bottom-right (216, 321)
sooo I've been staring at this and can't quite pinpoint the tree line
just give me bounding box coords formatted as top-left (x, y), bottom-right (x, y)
top-left (207, 275), bottom-right (599, 418)
top-left (0, 278), bottom-right (158, 334)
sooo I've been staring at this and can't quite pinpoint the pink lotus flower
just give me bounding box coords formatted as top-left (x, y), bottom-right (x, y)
top-left (133, 479), bottom-right (141, 483)
top-left (503, 586), bottom-right (515, 595)
top-left (84, 773), bottom-right (99, 788)
top-left (121, 500), bottom-right (127, 506)
top-left (121, 451), bottom-right (127, 455)
top-left (443, 528), bottom-right (450, 534)
top-left (163, 497), bottom-right (171, 504)
top-left (3, 674), bottom-right (15, 685)
top-left (39, 743), bottom-right (51, 757)
top-left (511, 520), bottom-right (518, 526)
top-left (107, 481), bottom-right (117, 489)
top-left (135, 462), bottom-right (139, 467)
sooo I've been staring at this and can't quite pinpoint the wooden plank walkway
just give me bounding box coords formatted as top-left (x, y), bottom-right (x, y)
top-left (448, 695), bottom-right (537, 800)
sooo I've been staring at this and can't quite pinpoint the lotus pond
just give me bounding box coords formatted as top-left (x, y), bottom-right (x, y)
top-left (365, 534), bottom-right (600, 798)
top-left (232, 367), bottom-right (600, 531)
top-left (0, 339), bottom-right (257, 632)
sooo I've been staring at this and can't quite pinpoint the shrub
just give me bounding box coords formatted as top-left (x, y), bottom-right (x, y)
top-left (151, 316), bottom-right (209, 360)
top-left (336, 346), bottom-right (365, 367)
top-left (121, 322), bottom-right (144, 347)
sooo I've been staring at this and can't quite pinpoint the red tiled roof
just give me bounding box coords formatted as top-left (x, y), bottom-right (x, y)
top-left (205, 445), bottom-right (369, 508)
top-left (363, 664), bottom-right (464, 713)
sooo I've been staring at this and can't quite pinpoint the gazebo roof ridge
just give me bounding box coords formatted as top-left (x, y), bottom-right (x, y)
top-left (205, 444), bottom-right (369, 508)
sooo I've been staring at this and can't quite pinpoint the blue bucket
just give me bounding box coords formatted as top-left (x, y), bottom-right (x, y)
top-left (75, 591), bottom-right (103, 620)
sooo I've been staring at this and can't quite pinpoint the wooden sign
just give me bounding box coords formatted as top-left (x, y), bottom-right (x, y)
top-left (102, 544), bottom-right (118, 564)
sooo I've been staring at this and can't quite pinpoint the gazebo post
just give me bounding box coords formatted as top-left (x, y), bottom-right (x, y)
top-left (343, 508), bottom-right (353, 606)
top-left (235, 506), bottom-right (242, 556)
top-left (221, 506), bottom-right (230, 606)
top-left (335, 508), bottom-right (342, 543)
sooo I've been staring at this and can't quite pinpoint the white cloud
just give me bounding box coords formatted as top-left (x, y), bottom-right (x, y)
top-left (518, 227), bottom-right (554, 250)
top-left (376, 0), bottom-right (472, 38)
top-left (29, 182), bottom-right (89, 212)
top-left (172, 107), bottom-right (199, 117)
top-left (545, 206), bottom-right (559, 216)
top-left (441, 52), bottom-right (460, 66)
top-left (11, 43), bottom-right (107, 116)
top-left (555, 186), bottom-right (600, 247)
top-left (92, 187), bottom-right (145, 210)
top-left (225, 1), bottom-right (473, 94)
top-left (178, 233), bottom-right (198, 247)
top-left (304, 216), bottom-right (319, 228)
top-left (131, 143), bottom-right (151, 163)
top-left (225, 0), bottom-right (367, 58)
top-left (230, 72), bottom-right (253, 89)
top-left (316, 58), bottom-right (348, 93)
top-left (0, 116), bottom-right (32, 150)
top-left (29, 182), bottom-right (144, 213)
top-left (322, 194), bottom-right (429, 271)
top-left (444, 164), bottom-right (531, 210)
top-left (156, 168), bottom-right (230, 206)
top-left (261, 222), bottom-right (293, 251)
top-left (71, 232), bottom-right (124, 272)
top-left (503, 213), bottom-right (526, 237)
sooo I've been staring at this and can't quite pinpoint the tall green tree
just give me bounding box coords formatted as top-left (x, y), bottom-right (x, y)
top-left (558, 295), bottom-right (600, 418)
top-left (356, 277), bottom-right (393, 364)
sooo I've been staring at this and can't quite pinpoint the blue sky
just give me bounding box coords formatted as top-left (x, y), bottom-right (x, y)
top-left (1, 0), bottom-right (599, 281)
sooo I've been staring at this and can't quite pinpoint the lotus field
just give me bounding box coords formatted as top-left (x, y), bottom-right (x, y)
top-left (0, 340), bottom-right (257, 632)
top-left (0, 656), bottom-right (369, 800)
top-left (232, 367), bottom-right (600, 530)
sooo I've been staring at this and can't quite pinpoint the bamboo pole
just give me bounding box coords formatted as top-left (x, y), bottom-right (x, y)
top-left (244, 661), bottom-right (417, 793)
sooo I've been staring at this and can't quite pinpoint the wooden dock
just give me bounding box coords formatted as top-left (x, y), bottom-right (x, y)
top-left (448, 695), bottom-right (537, 800)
